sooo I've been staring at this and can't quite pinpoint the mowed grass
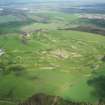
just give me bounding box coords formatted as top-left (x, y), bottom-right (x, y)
top-left (0, 30), bottom-right (105, 103)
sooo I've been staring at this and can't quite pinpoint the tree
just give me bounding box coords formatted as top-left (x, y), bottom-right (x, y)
top-left (0, 53), bottom-right (25, 76)
top-left (87, 75), bottom-right (105, 103)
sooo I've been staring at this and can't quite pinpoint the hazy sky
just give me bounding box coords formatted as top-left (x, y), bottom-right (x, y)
top-left (1, 0), bottom-right (105, 3)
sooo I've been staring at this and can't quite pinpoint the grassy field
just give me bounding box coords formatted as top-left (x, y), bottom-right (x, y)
top-left (0, 7), bottom-right (105, 104)
top-left (0, 29), bottom-right (105, 104)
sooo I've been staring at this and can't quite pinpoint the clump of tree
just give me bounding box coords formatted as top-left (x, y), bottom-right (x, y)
top-left (0, 53), bottom-right (26, 76)
top-left (7, 64), bottom-right (26, 76)
top-left (101, 55), bottom-right (105, 62)
top-left (87, 75), bottom-right (105, 104)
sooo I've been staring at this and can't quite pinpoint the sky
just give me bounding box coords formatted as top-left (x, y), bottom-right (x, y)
top-left (1, 0), bottom-right (105, 4)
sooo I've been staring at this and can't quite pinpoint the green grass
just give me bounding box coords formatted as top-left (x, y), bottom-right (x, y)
top-left (0, 102), bottom-right (15, 105)
top-left (0, 29), bottom-right (105, 103)
top-left (0, 8), bottom-right (105, 104)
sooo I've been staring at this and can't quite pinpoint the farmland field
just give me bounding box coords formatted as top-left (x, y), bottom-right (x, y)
top-left (0, 1), bottom-right (105, 105)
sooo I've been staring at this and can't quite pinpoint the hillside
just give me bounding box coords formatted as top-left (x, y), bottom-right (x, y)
top-left (0, 1), bottom-right (105, 105)
top-left (0, 29), bottom-right (105, 105)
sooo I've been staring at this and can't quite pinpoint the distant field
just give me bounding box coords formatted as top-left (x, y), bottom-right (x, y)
top-left (0, 11), bottom-right (79, 34)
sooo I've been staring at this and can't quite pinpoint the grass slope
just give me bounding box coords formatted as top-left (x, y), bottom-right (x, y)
top-left (0, 30), bottom-right (105, 104)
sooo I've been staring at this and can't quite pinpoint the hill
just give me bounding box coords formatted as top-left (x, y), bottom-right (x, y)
top-left (0, 30), bottom-right (105, 104)
top-left (0, 1), bottom-right (105, 105)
